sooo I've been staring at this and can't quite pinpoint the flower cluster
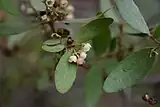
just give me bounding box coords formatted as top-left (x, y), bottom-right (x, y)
top-left (69, 43), bottom-right (92, 65)
top-left (40, 0), bottom-right (74, 22)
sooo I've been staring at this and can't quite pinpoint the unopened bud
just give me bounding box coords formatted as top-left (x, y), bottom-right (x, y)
top-left (76, 57), bottom-right (85, 65)
top-left (79, 52), bottom-right (87, 59)
top-left (69, 55), bottom-right (77, 63)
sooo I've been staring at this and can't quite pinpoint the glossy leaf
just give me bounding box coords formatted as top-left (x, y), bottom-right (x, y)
top-left (75, 18), bottom-right (113, 43)
top-left (0, 13), bottom-right (39, 36)
top-left (154, 24), bottom-right (160, 40)
top-left (55, 50), bottom-right (77, 93)
top-left (84, 66), bottom-right (103, 107)
top-left (114, 0), bottom-right (150, 34)
top-left (42, 44), bottom-right (65, 53)
top-left (103, 48), bottom-right (155, 93)
top-left (43, 39), bottom-right (61, 45)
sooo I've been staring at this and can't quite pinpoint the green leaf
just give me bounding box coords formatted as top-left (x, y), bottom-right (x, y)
top-left (100, 0), bottom-right (121, 23)
top-left (104, 59), bottom-right (119, 74)
top-left (42, 44), bottom-right (65, 53)
top-left (92, 27), bottom-right (111, 56)
top-left (0, 0), bottom-right (20, 15)
top-left (84, 66), bottom-right (103, 107)
top-left (43, 39), bottom-right (61, 45)
top-left (154, 24), bottom-right (160, 40)
top-left (37, 71), bottom-right (51, 91)
top-left (55, 50), bottom-right (77, 93)
top-left (109, 38), bottom-right (116, 52)
top-left (103, 48), bottom-right (155, 93)
top-left (114, 0), bottom-right (150, 34)
top-left (75, 18), bottom-right (113, 43)
top-left (0, 13), bottom-right (39, 36)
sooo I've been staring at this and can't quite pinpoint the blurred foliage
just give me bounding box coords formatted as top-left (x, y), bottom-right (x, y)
top-left (0, 0), bottom-right (160, 107)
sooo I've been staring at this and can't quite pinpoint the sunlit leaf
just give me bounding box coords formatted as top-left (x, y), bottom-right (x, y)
top-left (114, 0), bottom-right (150, 34)
top-left (84, 66), bottom-right (103, 107)
top-left (76, 18), bottom-right (113, 43)
top-left (103, 48), bottom-right (155, 92)
top-left (42, 44), bottom-right (65, 53)
top-left (55, 50), bottom-right (77, 93)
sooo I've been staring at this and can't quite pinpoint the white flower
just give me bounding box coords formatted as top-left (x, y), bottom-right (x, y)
top-left (79, 51), bottom-right (87, 59)
top-left (66, 5), bottom-right (74, 13)
top-left (46, 0), bottom-right (55, 7)
top-left (76, 57), bottom-right (85, 65)
top-left (82, 43), bottom-right (92, 52)
top-left (26, 8), bottom-right (34, 14)
top-left (20, 4), bottom-right (27, 12)
top-left (41, 14), bottom-right (48, 20)
top-left (68, 55), bottom-right (77, 63)
top-left (66, 13), bottom-right (74, 20)
top-left (60, 0), bottom-right (68, 8)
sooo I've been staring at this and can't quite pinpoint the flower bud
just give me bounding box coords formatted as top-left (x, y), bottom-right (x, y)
top-left (46, 0), bottom-right (55, 7)
top-left (79, 51), bottom-right (87, 59)
top-left (76, 57), bottom-right (84, 65)
top-left (68, 55), bottom-right (77, 63)
top-left (66, 5), bottom-right (74, 13)
top-left (66, 13), bottom-right (74, 20)
top-left (26, 8), bottom-right (34, 14)
top-left (82, 43), bottom-right (92, 52)
top-left (41, 14), bottom-right (48, 20)
top-left (60, 0), bottom-right (68, 8)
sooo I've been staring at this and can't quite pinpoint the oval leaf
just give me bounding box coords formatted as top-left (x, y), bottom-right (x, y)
top-left (103, 48), bottom-right (155, 93)
top-left (100, 0), bottom-right (121, 23)
top-left (92, 23), bottom-right (111, 56)
top-left (114, 0), bottom-right (150, 34)
top-left (84, 66), bottom-right (103, 107)
top-left (42, 44), bottom-right (65, 53)
top-left (55, 50), bottom-right (77, 93)
top-left (76, 18), bottom-right (113, 43)
top-left (43, 39), bottom-right (61, 45)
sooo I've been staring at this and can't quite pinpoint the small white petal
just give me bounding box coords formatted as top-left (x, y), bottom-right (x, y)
top-left (66, 5), bottom-right (74, 13)
top-left (26, 8), bottom-right (34, 14)
top-left (60, 0), bottom-right (68, 8)
top-left (46, 0), bottom-right (55, 7)
top-left (66, 13), bottom-right (74, 20)
top-left (80, 52), bottom-right (87, 59)
top-left (20, 4), bottom-right (27, 12)
top-left (82, 43), bottom-right (92, 52)
top-left (69, 55), bottom-right (77, 63)
top-left (76, 57), bottom-right (84, 65)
